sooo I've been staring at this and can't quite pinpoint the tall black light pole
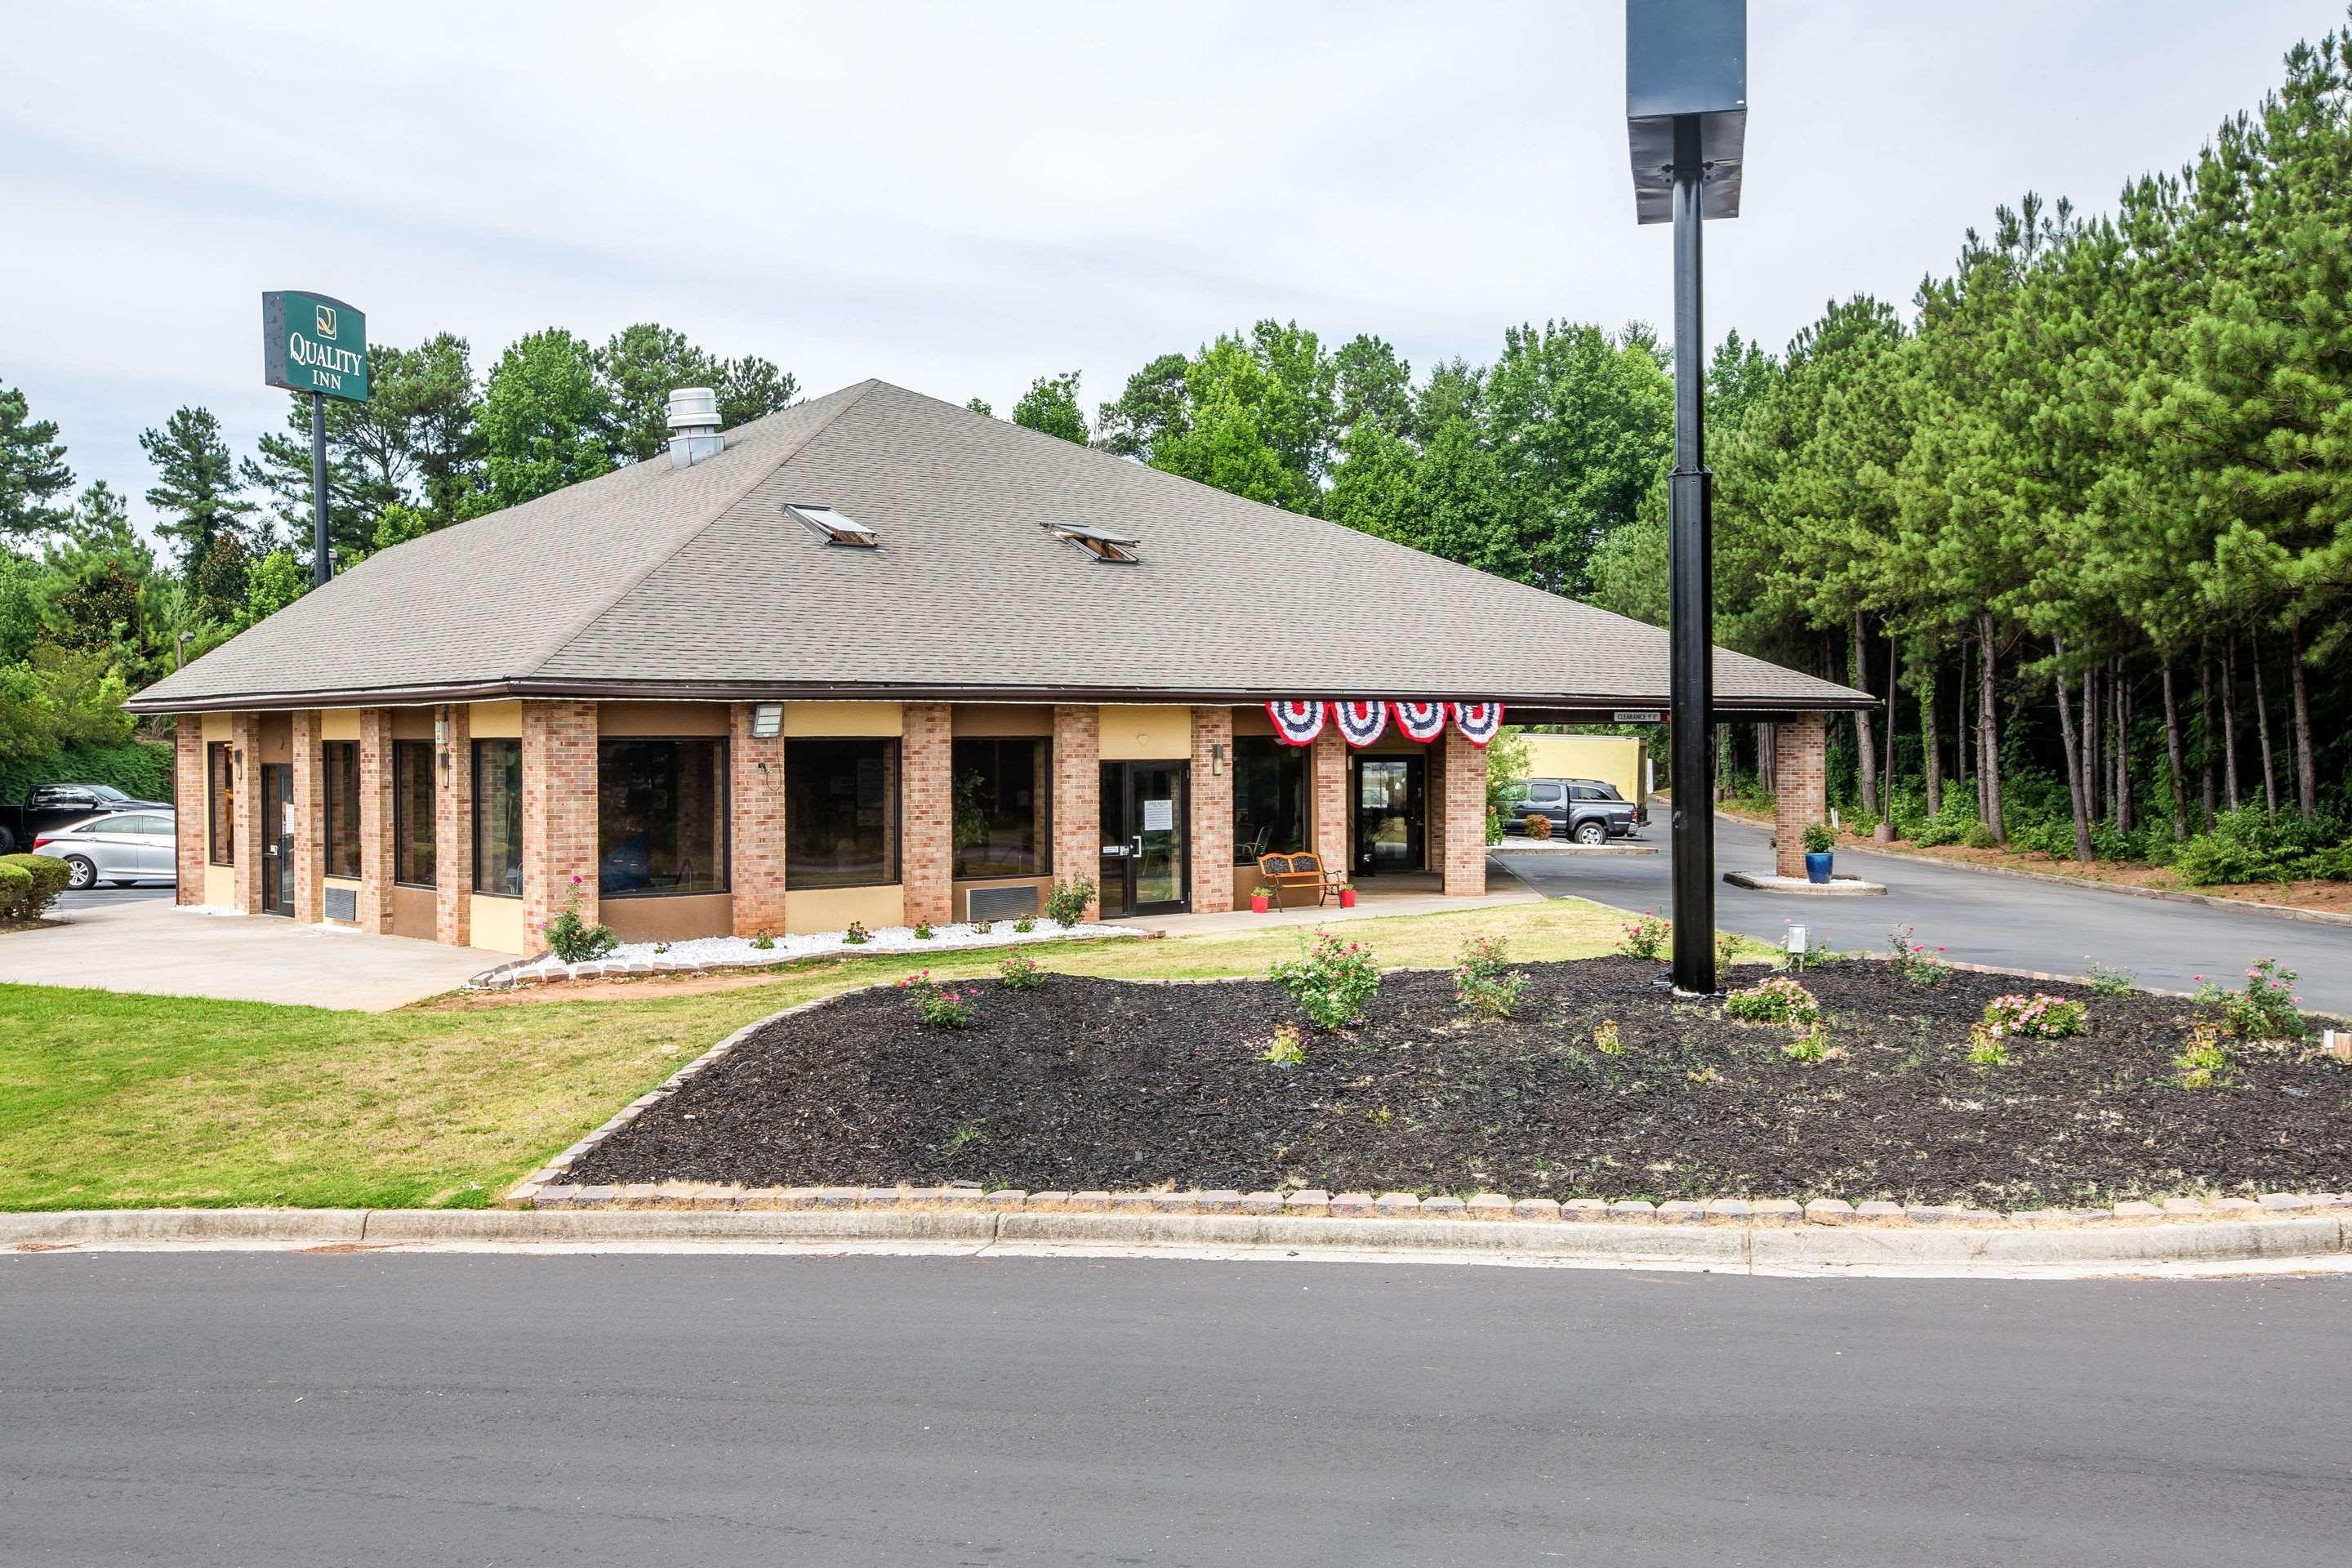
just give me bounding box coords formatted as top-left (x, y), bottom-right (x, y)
top-left (1627, 0), bottom-right (1745, 996)
top-left (309, 390), bottom-right (331, 587)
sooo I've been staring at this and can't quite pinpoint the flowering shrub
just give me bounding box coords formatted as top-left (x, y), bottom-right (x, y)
top-left (1592, 1018), bottom-right (1624, 1056)
top-left (1044, 875), bottom-right (1096, 927)
top-left (542, 875), bottom-right (617, 963)
top-left (913, 920), bottom-right (934, 940)
top-left (1618, 910), bottom-right (1669, 960)
top-left (842, 921), bottom-right (871, 946)
top-left (972, 920), bottom-right (995, 935)
top-left (1270, 929), bottom-right (1382, 1031)
top-left (1262, 1022), bottom-right (1305, 1067)
top-left (1888, 924), bottom-right (1950, 986)
top-left (997, 953), bottom-right (1043, 991)
top-left (1012, 916), bottom-right (1036, 933)
top-left (898, 970), bottom-right (976, 1028)
top-left (1723, 975), bottom-right (1820, 1028)
top-left (1784, 1030), bottom-right (1832, 1063)
top-left (1981, 993), bottom-right (2087, 1039)
top-left (1452, 933), bottom-right (1526, 1020)
top-left (1522, 813), bottom-right (1553, 840)
top-left (750, 929), bottom-right (776, 951)
top-left (2082, 959), bottom-right (2136, 997)
top-left (1965, 1022), bottom-right (2011, 1067)
top-left (2192, 957), bottom-right (2305, 1040)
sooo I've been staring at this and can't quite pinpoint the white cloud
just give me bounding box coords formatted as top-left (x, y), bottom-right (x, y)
top-left (3, 0), bottom-right (2341, 537)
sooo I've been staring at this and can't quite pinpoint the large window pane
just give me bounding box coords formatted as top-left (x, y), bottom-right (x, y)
top-left (323, 742), bottom-right (360, 880)
top-left (598, 737), bottom-right (728, 897)
top-left (207, 742), bottom-right (234, 865)
top-left (951, 736), bottom-right (1050, 879)
top-left (1232, 736), bottom-right (1309, 863)
top-left (473, 739), bottom-right (523, 897)
top-left (786, 737), bottom-right (898, 889)
top-left (393, 740), bottom-right (435, 887)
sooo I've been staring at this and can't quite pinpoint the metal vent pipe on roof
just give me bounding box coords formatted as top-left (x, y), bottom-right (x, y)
top-left (667, 386), bottom-right (724, 469)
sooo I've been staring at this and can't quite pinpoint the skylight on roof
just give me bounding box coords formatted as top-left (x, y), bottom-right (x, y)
top-left (1045, 522), bottom-right (1140, 564)
top-left (786, 504), bottom-right (877, 547)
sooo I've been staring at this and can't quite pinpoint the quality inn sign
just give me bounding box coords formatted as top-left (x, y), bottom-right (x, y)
top-left (261, 290), bottom-right (369, 402)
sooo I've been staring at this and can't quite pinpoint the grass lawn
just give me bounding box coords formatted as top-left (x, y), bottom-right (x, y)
top-left (0, 895), bottom-right (1697, 1212)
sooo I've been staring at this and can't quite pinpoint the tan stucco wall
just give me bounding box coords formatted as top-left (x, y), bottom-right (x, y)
top-left (321, 707), bottom-right (360, 742)
top-left (599, 700), bottom-right (728, 737)
top-left (203, 865), bottom-right (236, 906)
top-left (951, 704), bottom-right (1055, 737)
top-left (467, 893), bottom-right (528, 953)
top-left (784, 702), bottom-right (902, 737)
top-left (784, 883), bottom-right (905, 936)
top-left (1098, 705), bottom-right (1190, 760)
top-left (469, 700), bottom-right (521, 739)
top-left (604, 892), bottom-right (732, 943)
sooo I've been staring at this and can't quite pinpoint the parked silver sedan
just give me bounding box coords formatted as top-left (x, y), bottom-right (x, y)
top-left (32, 810), bottom-right (179, 889)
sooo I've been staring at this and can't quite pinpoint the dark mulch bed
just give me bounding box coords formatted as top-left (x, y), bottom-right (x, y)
top-left (567, 956), bottom-right (2352, 1207)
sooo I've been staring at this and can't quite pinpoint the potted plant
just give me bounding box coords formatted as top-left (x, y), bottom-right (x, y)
top-left (1801, 821), bottom-right (1837, 884)
top-left (1336, 883), bottom-right (1357, 909)
top-left (1250, 884), bottom-right (1274, 914)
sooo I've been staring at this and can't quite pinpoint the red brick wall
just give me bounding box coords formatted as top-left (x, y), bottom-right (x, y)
top-left (1189, 706), bottom-right (1235, 913)
top-left (1312, 729), bottom-right (1348, 875)
top-left (902, 702), bottom-right (953, 926)
top-left (174, 719), bottom-right (204, 905)
top-left (1438, 729), bottom-right (1489, 897)
top-left (434, 703), bottom-right (473, 945)
top-left (357, 709), bottom-right (397, 934)
top-left (290, 710), bottom-right (324, 923)
top-left (729, 703), bottom-right (787, 938)
top-left (1051, 706), bottom-right (1100, 920)
top-left (1774, 714), bottom-right (1828, 877)
top-left (523, 699), bottom-right (599, 946)
top-left (229, 712), bottom-right (263, 914)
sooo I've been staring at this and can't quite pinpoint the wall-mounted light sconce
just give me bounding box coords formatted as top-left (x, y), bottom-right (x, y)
top-left (751, 702), bottom-right (783, 739)
top-left (1210, 741), bottom-right (1226, 777)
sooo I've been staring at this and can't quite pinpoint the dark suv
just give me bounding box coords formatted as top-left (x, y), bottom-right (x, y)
top-left (1503, 777), bottom-right (1646, 844)
top-left (0, 783), bottom-right (167, 853)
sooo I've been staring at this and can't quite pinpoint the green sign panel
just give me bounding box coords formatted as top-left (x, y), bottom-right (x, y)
top-left (261, 290), bottom-right (369, 402)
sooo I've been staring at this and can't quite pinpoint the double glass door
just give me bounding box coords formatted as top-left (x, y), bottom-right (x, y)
top-left (1098, 761), bottom-right (1188, 917)
top-left (1352, 755), bottom-right (1425, 876)
top-left (260, 764), bottom-right (295, 915)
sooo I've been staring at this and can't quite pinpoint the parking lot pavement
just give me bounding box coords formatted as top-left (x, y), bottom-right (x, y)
top-left (0, 893), bottom-right (491, 1010)
top-left (1496, 813), bottom-right (2352, 1013)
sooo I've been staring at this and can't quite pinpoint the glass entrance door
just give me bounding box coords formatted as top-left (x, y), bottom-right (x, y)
top-left (260, 764), bottom-right (295, 915)
top-left (1097, 760), bottom-right (1188, 918)
top-left (1352, 755), bottom-right (1425, 876)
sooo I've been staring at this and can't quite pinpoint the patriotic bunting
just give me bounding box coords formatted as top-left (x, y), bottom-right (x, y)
top-left (1450, 702), bottom-right (1504, 746)
top-left (1332, 700), bottom-right (1388, 748)
top-left (1392, 701), bottom-right (1449, 742)
top-left (1266, 700), bottom-right (1328, 746)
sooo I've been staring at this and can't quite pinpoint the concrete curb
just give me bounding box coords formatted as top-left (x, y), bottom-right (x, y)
top-left (5, 1205), bottom-right (2345, 1276)
top-left (1717, 809), bottom-right (2352, 929)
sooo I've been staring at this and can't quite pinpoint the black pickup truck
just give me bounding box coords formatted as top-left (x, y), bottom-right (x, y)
top-left (0, 783), bottom-right (169, 853)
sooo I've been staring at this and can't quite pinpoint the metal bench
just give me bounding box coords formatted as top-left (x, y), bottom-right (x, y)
top-left (1257, 851), bottom-right (1343, 909)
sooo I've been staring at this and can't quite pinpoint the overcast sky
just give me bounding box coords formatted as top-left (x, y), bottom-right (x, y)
top-left (7, 0), bottom-right (2346, 537)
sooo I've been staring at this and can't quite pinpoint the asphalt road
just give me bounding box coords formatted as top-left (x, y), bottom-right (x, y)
top-left (2, 1253), bottom-right (2347, 1566)
top-left (1498, 816), bottom-right (2352, 1013)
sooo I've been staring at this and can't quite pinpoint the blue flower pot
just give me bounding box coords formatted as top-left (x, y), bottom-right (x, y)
top-left (1805, 850), bottom-right (1833, 884)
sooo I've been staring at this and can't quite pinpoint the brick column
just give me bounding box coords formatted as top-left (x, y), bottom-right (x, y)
top-left (901, 702), bottom-right (954, 926)
top-left (1188, 706), bottom-right (1234, 913)
top-left (1438, 729), bottom-right (1489, 897)
top-left (229, 712), bottom-right (264, 913)
top-left (434, 703), bottom-right (473, 945)
top-left (1312, 729), bottom-right (1348, 874)
top-left (173, 718), bottom-right (204, 905)
top-left (729, 703), bottom-right (787, 938)
top-left (357, 708), bottom-right (396, 934)
top-left (290, 709), bottom-right (325, 923)
top-left (522, 700), bottom-right (599, 946)
top-left (1774, 714), bottom-right (1828, 877)
top-left (1051, 705), bottom-right (1100, 920)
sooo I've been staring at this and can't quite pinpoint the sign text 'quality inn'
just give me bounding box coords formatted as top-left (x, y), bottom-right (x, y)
top-left (261, 291), bottom-right (370, 402)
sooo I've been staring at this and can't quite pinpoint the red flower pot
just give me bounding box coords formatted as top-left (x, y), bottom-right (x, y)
top-left (1250, 894), bottom-right (1271, 914)
top-left (1338, 889), bottom-right (1357, 909)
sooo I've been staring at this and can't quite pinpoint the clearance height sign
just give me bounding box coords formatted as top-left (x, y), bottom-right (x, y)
top-left (261, 291), bottom-right (370, 402)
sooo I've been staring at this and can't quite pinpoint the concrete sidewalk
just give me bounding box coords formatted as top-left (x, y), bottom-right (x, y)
top-left (0, 898), bottom-right (489, 1010)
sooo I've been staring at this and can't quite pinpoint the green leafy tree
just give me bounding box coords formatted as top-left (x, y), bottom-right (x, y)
top-left (1011, 372), bottom-right (1089, 444)
top-left (140, 406), bottom-right (257, 577)
top-left (192, 532), bottom-right (253, 627)
top-left (239, 550), bottom-right (310, 628)
top-left (473, 329), bottom-right (615, 513)
top-left (0, 378), bottom-right (73, 543)
top-left (597, 323), bottom-right (719, 464)
top-left (715, 355), bottom-right (799, 429)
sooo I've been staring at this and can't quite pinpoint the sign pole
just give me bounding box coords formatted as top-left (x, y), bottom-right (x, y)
top-left (309, 390), bottom-right (331, 587)
top-left (1665, 112), bottom-right (1717, 996)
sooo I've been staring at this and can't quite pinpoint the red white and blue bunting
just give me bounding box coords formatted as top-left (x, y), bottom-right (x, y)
top-left (1266, 699), bottom-right (1328, 746)
top-left (1450, 701), bottom-right (1505, 747)
top-left (1392, 701), bottom-right (1449, 742)
top-left (1332, 700), bottom-right (1388, 748)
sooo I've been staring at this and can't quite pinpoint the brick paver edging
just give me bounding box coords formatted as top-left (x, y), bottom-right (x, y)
top-left (1717, 809), bottom-right (2352, 929)
top-left (499, 979), bottom-right (2352, 1224)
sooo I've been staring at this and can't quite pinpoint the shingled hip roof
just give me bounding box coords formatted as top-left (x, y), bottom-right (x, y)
top-left (128, 380), bottom-right (1872, 715)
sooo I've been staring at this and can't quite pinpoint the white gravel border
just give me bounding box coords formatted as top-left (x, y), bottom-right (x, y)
top-left (469, 918), bottom-right (1143, 990)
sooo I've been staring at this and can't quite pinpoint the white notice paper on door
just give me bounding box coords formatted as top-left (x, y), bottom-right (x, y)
top-left (1143, 799), bottom-right (1174, 831)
